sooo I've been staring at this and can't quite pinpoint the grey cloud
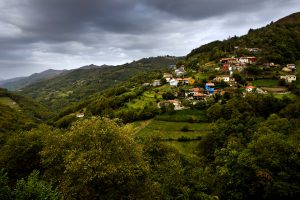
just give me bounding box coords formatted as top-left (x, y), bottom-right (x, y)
top-left (6, 0), bottom-right (161, 37)
top-left (144, 0), bottom-right (286, 20)
top-left (0, 0), bottom-right (298, 79)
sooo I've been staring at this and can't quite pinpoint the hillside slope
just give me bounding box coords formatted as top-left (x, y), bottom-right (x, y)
top-left (275, 12), bottom-right (300, 25)
top-left (185, 12), bottom-right (300, 68)
top-left (0, 69), bottom-right (68, 91)
top-left (0, 88), bottom-right (52, 135)
top-left (20, 56), bottom-right (181, 110)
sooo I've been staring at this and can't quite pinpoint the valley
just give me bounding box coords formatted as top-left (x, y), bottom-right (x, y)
top-left (0, 12), bottom-right (300, 200)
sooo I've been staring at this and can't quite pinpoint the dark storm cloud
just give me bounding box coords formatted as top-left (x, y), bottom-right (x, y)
top-left (0, 0), bottom-right (298, 78)
top-left (144, 0), bottom-right (285, 20)
top-left (5, 0), bottom-right (161, 38)
top-left (2, 0), bottom-right (287, 42)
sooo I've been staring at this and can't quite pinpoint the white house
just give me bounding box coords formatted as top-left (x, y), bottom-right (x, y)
top-left (280, 75), bottom-right (297, 83)
top-left (76, 113), bottom-right (85, 118)
top-left (142, 83), bottom-right (151, 87)
top-left (152, 80), bottom-right (161, 87)
top-left (215, 75), bottom-right (230, 82)
top-left (175, 66), bottom-right (186, 77)
top-left (163, 73), bottom-right (172, 78)
top-left (282, 67), bottom-right (292, 72)
top-left (287, 64), bottom-right (296, 70)
top-left (169, 78), bottom-right (178, 87)
top-left (238, 57), bottom-right (256, 64)
top-left (167, 78), bottom-right (172, 82)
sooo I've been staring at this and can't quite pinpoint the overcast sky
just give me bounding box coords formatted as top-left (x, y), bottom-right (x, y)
top-left (0, 0), bottom-right (299, 79)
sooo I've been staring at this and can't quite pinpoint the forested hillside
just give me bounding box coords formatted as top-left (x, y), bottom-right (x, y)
top-left (20, 56), bottom-right (180, 110)
top-left (185, 12), bottom-right (300, 68)
top-left (0, 96), bottom-right (299, 199)
top-left (0, 88), bottom-right (52, 138)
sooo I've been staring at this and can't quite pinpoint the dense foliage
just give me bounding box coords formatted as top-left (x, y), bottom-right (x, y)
top-left (0, 88), bottom-right (52, 139)
top-left (199, 95), bottom-right (300, 199)
top-left (1, 94), bottom-right (300, 199)
top-left (186, 12), bottom-right (300, 68)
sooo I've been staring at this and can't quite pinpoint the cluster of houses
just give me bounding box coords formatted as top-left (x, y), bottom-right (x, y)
top-left (280, 75), bottom-right (297, 83)
top-left (150, 66), bottom-right (190, 87)
top-left (280, 64), bottom-right (297, 83)
top-left (218, 56), bottom-right (257, 74)
top-left (146, 58), bottom-right (298, 111)
top-left (219, 57), bottom-right (297, 84)
top-left (282, 64), bottom-right (296, 72)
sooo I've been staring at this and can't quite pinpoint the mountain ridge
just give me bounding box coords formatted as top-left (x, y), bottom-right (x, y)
top-left (0, 69), bottom-right (68, 91)
top-left (19, 56), bottom-right (181, 110)
top-left (275, 12), bottom-right (300, 25)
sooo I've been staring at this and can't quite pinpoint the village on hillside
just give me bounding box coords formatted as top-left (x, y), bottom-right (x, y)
top-left (142, 50), bottom-right (298, 111)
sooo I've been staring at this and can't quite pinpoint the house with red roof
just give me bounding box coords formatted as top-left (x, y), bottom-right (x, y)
top-left (245, 86), bottom-right (256, 92)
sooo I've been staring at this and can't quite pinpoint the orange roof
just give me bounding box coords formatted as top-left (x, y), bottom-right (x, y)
top-left (189, 88), bottom-right (202, 92)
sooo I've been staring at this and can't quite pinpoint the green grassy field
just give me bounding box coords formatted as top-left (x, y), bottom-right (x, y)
top-left (126, 90), bottom-right (161, 109)
top-left (134, 119), bottom-right (211, 159)
top-left (0, 97), bottom-right (20, 109)
top-left (155, 109), bottom-right (208, 122)
top-left (136, 120), bottom-right (211, 140)
top-left (166, 141), bottom-right (200, 159)
top-left (273, 93), bottom-right (299, 100)
top-left (194, 73), bottom-right (208, 80)
top-left (253, 79), bottom-right (279, 87)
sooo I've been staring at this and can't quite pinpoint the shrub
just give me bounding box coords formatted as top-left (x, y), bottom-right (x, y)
top-left (180, 125), bottom-right (189, 132)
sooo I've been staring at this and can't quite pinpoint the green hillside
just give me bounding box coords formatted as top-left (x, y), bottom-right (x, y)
top-left (276, 12), bottom-right (300, 25)
top-left (20, 56), bottom-right (181, 110)
top-left (185, 12), bottom-right (300, 68)
top-left (0, 88), bottom-right (53, 141)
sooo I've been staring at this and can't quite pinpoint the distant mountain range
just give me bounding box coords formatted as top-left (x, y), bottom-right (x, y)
top-left (0, 56), bottom-right (180, 92)
top-left (0, 69), bottom-right (68, 90)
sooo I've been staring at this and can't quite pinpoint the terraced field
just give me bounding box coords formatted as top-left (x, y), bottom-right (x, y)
top-left (134, 115), bottom-right (212, 159)
top-left (136, 120), bottom-right (211, 139)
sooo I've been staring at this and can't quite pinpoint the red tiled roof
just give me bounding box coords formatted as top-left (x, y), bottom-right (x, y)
top-left (189, 88), bottom-right (203, 92)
